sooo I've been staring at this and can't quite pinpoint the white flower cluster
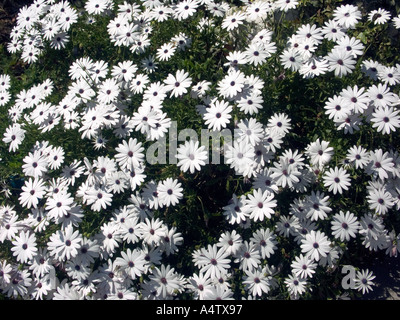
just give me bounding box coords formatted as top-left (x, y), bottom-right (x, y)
top-left (0, 0), bottom-right (399, 300)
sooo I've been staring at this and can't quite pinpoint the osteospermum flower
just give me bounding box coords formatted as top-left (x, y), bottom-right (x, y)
top-left (98, 222), bottom-right (121, 257)
top-left (0, 74), bottom-right (11, 91)
top-left (97, 78), bottom-right (120, 104)
top-left (393, 15), bottom-right (400, 29)
top-left (86, 186), bottom-right (113, 212)
top-left (69, 79), bottom-right (96, 103)
top-left (5, 0), bottom-right (400, 301)
top-left (217, 230), bottom-right (243, 256)
top-left (221, 11), bottom-right (246, 31)
top-left (270, 158), bottom-right (301, 189)
top-left (225, 139), bottom-right (256, 178)
top-left (347, 145), bottom-right (369, 169)
top-left (361, 59), bottom-right (382, 80)
top-left (114, 137), bottom-right (145, 170)
top-left (47, 146), bottom-right (65, 170)
top-left (331, 211), bottom-right (360, 242)
top-left (300, 230), bottom-right (331, 261)
top-left (370, 106), bottom-right (400, 135)
top-left (236, 91), bottom-right (264, 115)
top-left (176, 140), bottom-right (208, 174)
top-left (367, 187), bottom-right (394, 215)
top-left (285, 272), bottom-right (308, 299)
top-left (157, 178), bottom-right (183, 207)
top-left (222, 194), bottom-right (248, 225)
top-left (304, 190), bottom-right (332, 221)
top-left (138, 217), bottom-right (166, 246)
top-left (46, 192), bottom-right (75, 220)
top-left (224, 50), bottom-right (248, 70)
top-left (280, 48), bottom-right (303, 72)
top-left (148, 264), bottom-right (184, 299)
top-left (22, 150), bottom-right (48, 179)
top-left (368, 8), bottom-right (391, 25)
top-left (193, 244), bottom-right (231, 279)
top-left (173, 0), bottom-right (199, 21)
top-left (367, 83), bottom-right (399, 108)
top-left (143, 81), bottom-right (167, 103)
top-left (359, 213), bottom-right (386, 241)
top-left (300, 56), bottom-right (330, 79)
top-left (235, 118), bottom-right (264, 147)
top-left (326, 49), bottom-right (356, 78)
top-left (115, 248), bottom-right (146, 280)
top-left (217, 69), bottom-right (246, 99)
top-left (19, 178), bottom-right (46, 209)
top-left (0, 211), bottom-right (21, 242)
top-left (142, 180), bottom-right (164, 210)
top-left (290, 254), bottom-right (317, 279)
top-left (275, 0), bottom-right (299, 12)
top-left (0, 90), bottom-right (11, 106)
top-left (306, 138), bottom-right (334, 167)
top-left (248, 4), bottom-right (273, 22)
top-left (3, 268), bottom-right (32, 298)
top-left (365, 149), bottom-right (394, 180)
top-left (335, 36), bottom-right (364, 59)
top-left (160, 226), bottom-right (184, 256)
top-left (203, 99), bottom-right (232, 131)
top-left (111, 60), bottom-right (137, 83)
top-left (156, 42), bottom-right (176, 61)
top-left (11, 231), bottom-right (38, 264)
top-left (296, 38), bottom-right (318, 60)
top-left (47, 225), bottom-right (82, 261)
top-left (324, 95), bottom-right (352, 120)
top-left (190, 80), bottom-right (211, 99)
top-left (163, 69), bottom-right (192, 98)
top-left (340, 85), bottom-right (369, 114)
top-left (235, 240), bottom-right (262, 272)
top-left (276, 215), bottom-right (300, 238)
top-left (333, 4), bottom-right (362, 29)
top-left (0, 260), bottom-right (13, 286)
top-left (267, 112), bottom-right (292, 136)
top-left (244, 43), bottom-right (269, 66)
top-left (378, 66), bottom-right (400, 86)
top-left (141, 54), bottom-right (158, 73)
top-left (321, 19), bottom-right (346, 41)
top-left (3, 123), bottom-right (26, 152)
top-left (130, 73), bottom-right (150, 94)
top-left (243, 267), bottom-right (272, 297)
top-left (244, 188), bottom-right (277, 222)
top-left (86, 0), bottom-right (111, 15)
top-left (250, 228), bottom-right (277, 259)
top-left (253, 167), bottom-right (279, 194)
top-left (354, 269), bottom-right (375, 294)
